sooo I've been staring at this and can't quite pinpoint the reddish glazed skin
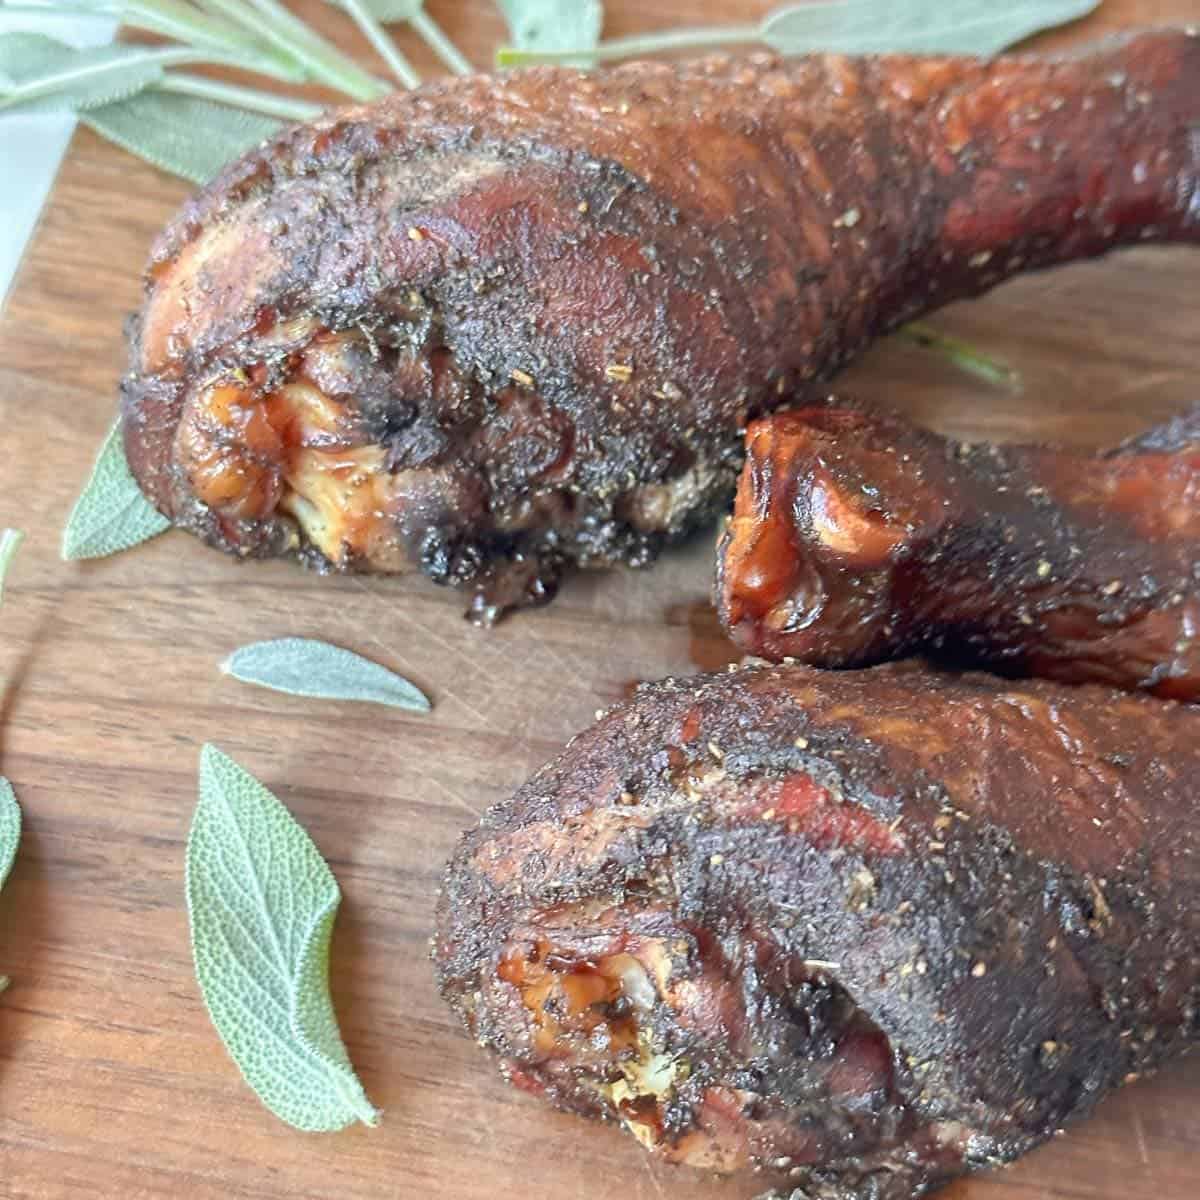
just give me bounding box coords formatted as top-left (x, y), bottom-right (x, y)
top-left (435, 663), bottom-right (1200, 1199)
top-left (718, 403), bottom-right (1200, 698)
top-left (121, 31), bottom-right (1200, 618)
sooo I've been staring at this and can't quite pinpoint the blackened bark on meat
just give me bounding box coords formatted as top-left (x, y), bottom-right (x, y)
top-left (718, 402), bottom-right (1200, 699)
top-left (435, 663), bottom-right (1200, 1198)
top-left (121, 30), bottom-right (1200, 618)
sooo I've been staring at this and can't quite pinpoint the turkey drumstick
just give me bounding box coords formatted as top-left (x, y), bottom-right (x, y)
top-left (718, 402), bottom-right (1200, 699)
top-left (121, 30), bottom-right (1200, 619)
top-left (435, 662), bottom-right (1200, 1199)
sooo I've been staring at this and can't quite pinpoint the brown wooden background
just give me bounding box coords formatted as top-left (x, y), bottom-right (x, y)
top-left (1, 1), bottom-right (1198, 1197)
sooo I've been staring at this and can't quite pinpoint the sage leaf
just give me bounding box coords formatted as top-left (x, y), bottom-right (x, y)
top-left (498, 0), bottom-right (1101, 65)
top-left (0, 779), bottom-right (19, 894)
top-left (0, 530), bottom-right (23, 607)
top-left (62, 421), bottom-right (171, 562)
top-left (0, 32), bottom-right (192, 115)
top-left (188, 745), bottom-right (379, 1131)
top-left (497, 0), bottom-right (603, 63)
top-left (222, 638), bottom-right (431, 713)
top-left (760, 0), bottom-right (1103, 58)
top-left (84, 90), bottom-right (282, 185)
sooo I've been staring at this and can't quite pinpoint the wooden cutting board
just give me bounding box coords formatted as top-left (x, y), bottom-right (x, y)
top-left (1, 1), bottom-right (1197, 1197)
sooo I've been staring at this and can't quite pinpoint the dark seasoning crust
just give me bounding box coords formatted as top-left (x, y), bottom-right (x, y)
top-left (718, 402), bottom-right (1200, 699)
top-left (121, 30), bottom-right (1200, 619)
top-left (435, 663), bottom-right (1200, 1199)
top-left (115, 23), bottom-right (1200, 1200)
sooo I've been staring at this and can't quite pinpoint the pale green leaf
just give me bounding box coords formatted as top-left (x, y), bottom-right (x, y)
top-left (188, 745), bottom-right (379, 1132)
top-left (84, 90), bottom-right (282, 185)
top-left (0, 3), bottom-right (298, 75)
top-left (61, 421), bottom-right (170, 562)
top-left (0, 779), bottom-right (20, 894)
top-left (761, 0), bottom-right (1103, 57)
top-left (0, 530), bottom-right (23, 607)
top-left (497, 0), bottom-right (1102, 65)
top-left (222, 638), bottom-right (431, 713)
top-left (0, 32), bottom-right (192, 114)
top-left (0, 31), bottom-right (76, 79)
top-left (497, 0), bottom-right (603, 62)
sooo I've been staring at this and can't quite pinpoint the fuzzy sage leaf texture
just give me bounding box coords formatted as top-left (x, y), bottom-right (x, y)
top-left (0, 31), bottom-right (194, 115)
top-left (759, 0), bottom-right (1103, 57)
top-left (222, 638), bottom-right (431, 712)
top-left (61, 422), bottom-right (171, 561)
top-left (0, 530), bottom-right (24, 606)
top-left (84, 90), bottom-right (283, 185)
top-left (0, 779), bottom-right (20, 894)
top-left (497, 0), bottom-right (604, 61)
top-left (187, 745), bottom-right (379, 1131)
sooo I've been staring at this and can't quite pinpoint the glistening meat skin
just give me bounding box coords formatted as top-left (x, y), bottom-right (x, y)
top-left (434, 662), bottom-right (1200, 1200)
top-left (718, 403), bottom-right (1200, 699)
top-left (120, 30), bottom-right (1200, 620)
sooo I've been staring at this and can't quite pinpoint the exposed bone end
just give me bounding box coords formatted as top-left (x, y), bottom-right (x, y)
top-left (175, 331), bottom-right (413, 571)
top-left (809, 467), bottom-right (906, 567)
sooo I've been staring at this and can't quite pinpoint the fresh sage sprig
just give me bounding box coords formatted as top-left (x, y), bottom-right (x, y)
top-left (0, 778), bottom-right (20, 994)
top-left (188, 745), bottom-right (379, 1131)
top-left (0, 39), bottom-right (217, 115)
top-left (0, 28), bottom-right (321, 122)
top-left (2, 0), bottom-right (309, 79)
top-left (497, 0), bottom-right (1102, 65)
top-left (0, 0), bottom-right (481, 171)
top-left (0, 530), bottom-right (23, 606)
top-left (199, 0), bottom-right (387, 100)
top-left (61, 421), bottom-right (171, 561)
top-left (222, 638), bottom-right (431, 713)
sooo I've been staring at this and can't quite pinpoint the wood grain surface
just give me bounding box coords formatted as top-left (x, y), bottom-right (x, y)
top-left (1, 2), bottom-right (1198, 1197)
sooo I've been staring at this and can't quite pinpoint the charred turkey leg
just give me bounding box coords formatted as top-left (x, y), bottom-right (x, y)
top-left (435, 662), bottom-right (1200, 1198)
top-left (718, 403), bottom-right (1200, 699)
top-left (122, 30), bottom-right (1200, 618)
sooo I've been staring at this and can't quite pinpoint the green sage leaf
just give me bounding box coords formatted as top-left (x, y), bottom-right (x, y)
top-left (188, 745), bottom-right (379, 1132)
top-left (0, 31), bottom-right (190, 115)
top-left (0, 530), bottom-right (23, 607)
top-left (62, 421), bottom-right (171, 562)
top-left (498, 0), bottom-right (1102, 65)
top-left (0, 779), bottom-right (20, 895)
top-left (497, 0), bottom-right (603, 63)
top-left (84, 90), bottom-right (282, 185)
top-left (222, 638), bottom-right (431, 713)
top-left (760, 0), bottom-right (1103, 57)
